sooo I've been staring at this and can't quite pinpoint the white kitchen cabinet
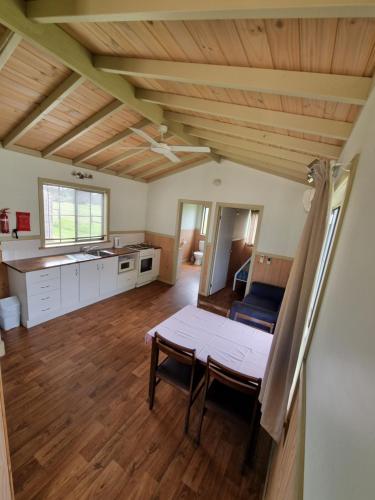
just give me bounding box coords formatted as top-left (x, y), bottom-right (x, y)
top-left (79, 257), bottom-right (118, 304)
top-left (117, 269), bottom-right (137, 292)
top-left (61, 264), bottom-right (79, 309)
top-left (99, 257), bottom-right (118, 295)
top-left (79, 260), bottom-right (100, 303)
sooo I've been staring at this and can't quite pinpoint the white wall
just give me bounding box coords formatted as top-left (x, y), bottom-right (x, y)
top-left (304, 97), bottom-right (375, 499)
top-left (0, 149), bottom-right (147, 259)
top-left (181, 203), bottom-right (199, 230)
top-left (146, 160), bottom-right (307, 257)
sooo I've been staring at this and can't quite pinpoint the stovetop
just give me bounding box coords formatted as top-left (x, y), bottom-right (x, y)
top-left (126, 243), bottom-right (154, 250)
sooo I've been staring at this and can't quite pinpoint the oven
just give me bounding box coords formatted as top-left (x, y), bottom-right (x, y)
top-left (118, 253), bottom-right (137, 273)
top-left (137, 248), bottom-right (155, 285)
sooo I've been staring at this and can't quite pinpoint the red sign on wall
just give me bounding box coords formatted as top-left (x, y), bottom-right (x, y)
top-left (16, 211), bottom-right (31, 232)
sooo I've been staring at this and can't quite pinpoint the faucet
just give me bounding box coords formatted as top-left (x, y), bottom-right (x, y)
top-left (81, 244), bottom-right (100, 253)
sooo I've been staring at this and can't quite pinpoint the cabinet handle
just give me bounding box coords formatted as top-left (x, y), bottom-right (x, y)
top-left (102, 263), bottom-right (104, 270)
top-left (40, 285), bottom-right (49, 289)
top-left (97, 263), bottom-right (100, 271)
top-left (75, 268), bottom-right (78, 276)
top-left (41, 307), bottom-right (50, 312)
top-left (41, 297), bottom-right (50, 301)
top-left (40, 273), bottom-right (49, 277)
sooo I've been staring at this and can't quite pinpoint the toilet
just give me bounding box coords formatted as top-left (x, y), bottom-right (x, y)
top-left (193, 240), bottom-right (205, 266)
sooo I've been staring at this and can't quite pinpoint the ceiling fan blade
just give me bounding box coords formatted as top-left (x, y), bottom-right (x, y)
top-left (118, 146), bottom-right (149, 150)
top-left (129, 127), bottom-right (160, 147)
top-left (168, 146), bottom-right (211, 153)
top-left (151, 146), bottom-right (181, 163)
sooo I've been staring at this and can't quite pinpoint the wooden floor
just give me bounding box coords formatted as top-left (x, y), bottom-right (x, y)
top-left (199, 286), bottom-right (244, 317)
top-left (1, 264), bottom-right (270, 499)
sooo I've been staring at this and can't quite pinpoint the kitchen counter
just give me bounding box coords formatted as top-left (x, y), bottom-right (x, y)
top-left (3, 247), bottom-right (138, 273)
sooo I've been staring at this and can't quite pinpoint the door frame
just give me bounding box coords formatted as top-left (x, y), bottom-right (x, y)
top-left (207, 202), bottom-right (264, 296)
top-left (172, 199), bottom-right (213, 291)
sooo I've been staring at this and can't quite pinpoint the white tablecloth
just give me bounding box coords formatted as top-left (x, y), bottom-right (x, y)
top-left (146, 305), bottom-right (273, 379)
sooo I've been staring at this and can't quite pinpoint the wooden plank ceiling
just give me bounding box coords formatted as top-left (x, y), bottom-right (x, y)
top-left (0, 3), bottom-right (375, 183)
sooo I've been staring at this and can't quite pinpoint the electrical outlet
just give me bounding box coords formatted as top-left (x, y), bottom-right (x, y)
top-left (259, 255), bottom-right (265, 264)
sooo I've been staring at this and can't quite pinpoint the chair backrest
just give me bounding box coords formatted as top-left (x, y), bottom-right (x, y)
top-left (249, 281), bottom-right (285, 304)
top-left (206, 356), bottom-right (261, 397)
top-left (153, 332), bottom-right (196, 366)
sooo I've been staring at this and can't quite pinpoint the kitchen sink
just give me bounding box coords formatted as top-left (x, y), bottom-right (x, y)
top-left (86, 249), bottom-right (115, 257)
top-left (65, 253), bottom-right (98, 262)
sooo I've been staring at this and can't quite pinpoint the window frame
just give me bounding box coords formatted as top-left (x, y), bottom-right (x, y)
top-left (200, 206), bottom-right (209, 236)
top-left (38, 178), bottom-right (110, 248)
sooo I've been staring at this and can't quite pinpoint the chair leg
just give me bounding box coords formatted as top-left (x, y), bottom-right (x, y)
top-left (184, 396), bottom-right (193, 434)
top-left (195, 403), bottom-right (206, 446)
top-left (149, 374), bottom-right (156, 410)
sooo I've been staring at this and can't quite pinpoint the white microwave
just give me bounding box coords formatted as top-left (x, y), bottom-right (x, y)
top-left (118, 254), bottom-right (137, 273)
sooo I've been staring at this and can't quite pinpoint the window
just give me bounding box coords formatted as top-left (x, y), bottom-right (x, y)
top-left (245, 210), bottom-right (259, 245)
top-left (200, 206), bottom-right (209, 236)
top-left (307, 206), bottom-right (340, 327)
top-left (40, 179), bottom-right (109, 247)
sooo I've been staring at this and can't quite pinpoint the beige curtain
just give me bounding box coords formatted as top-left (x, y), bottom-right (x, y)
top-left (260, 161), bottom-right (331, 442)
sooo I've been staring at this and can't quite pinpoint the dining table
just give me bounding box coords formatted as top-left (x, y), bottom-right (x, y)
top-left (146, 304), bottom-right (273, 381)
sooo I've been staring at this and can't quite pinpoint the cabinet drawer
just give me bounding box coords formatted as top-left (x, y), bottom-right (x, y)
top-left (27, 278), bottom-right (60, 297)
top-left (28, 289), bottom-right (61, 316)
top-left (26, 267), bottom-right (60, 285)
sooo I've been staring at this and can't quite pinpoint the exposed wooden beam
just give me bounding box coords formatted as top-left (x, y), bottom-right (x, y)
top-left (215, 150), bottom-right (307, 184)
top-left (97, 149), bottom-right (145, 171)
top-left (42, 100), bottom-right (125, 157)
top-left (74, 118), bottom-right (149, 163)
top-left (165, 112), bottom-right (342, 159)
top-left (186, 127), bottom-right (314, 164)
top-left (120, 156), bottom-right (164, 177)
top-left (3, 73), bottom-right (85, 147)
top-left (137, 154), bottom-right (202, 179)
top-left (1, 142), bottom-right (146, 182)
top-left (26, 0), bottom-right (375, 23)
top-left (95, 57), bottom-right (370, 105)
top-left (137, 90), bottom-right (352, 140)
top-left (164, 120), bottom-right (220, 163)
top-left (0, 0), bottom-right (215, 160)
top-left (145, 158), bottom-right (210, 182)
top-left (203, 140), bottom-right (307, 174)
top-left (0, 29), bottom-right (21, 70)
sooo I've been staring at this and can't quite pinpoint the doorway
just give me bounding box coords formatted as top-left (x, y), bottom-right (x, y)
top-left (174, 200), bottom-right (212, 302)
top-left (200, 203), bottom-right (262, 314)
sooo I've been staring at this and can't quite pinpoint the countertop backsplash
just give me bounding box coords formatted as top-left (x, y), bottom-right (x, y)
top-left (0, 232), bottom-right (145, 261)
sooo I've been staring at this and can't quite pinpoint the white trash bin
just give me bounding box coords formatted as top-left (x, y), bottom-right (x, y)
top-left (0, 296), bottom-right (21, 331)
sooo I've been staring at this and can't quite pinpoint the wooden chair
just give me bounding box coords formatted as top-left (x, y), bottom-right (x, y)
top-left (196, 356), bottom-right (262, 470)
top-left (148, 332), bottom-right (205, 434)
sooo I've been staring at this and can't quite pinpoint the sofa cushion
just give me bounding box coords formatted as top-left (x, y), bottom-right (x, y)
top-left (243, 294), bottom-right (280, 312)
top-left (248, 282), bottom-right (285, 304)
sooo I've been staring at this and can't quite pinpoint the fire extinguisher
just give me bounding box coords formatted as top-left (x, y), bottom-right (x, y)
top-left (0, 208), bottom-right (10, 234)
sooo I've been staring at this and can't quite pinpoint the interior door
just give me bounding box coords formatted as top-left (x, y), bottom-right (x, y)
top-left (210, 207), bottom-right (237, 294)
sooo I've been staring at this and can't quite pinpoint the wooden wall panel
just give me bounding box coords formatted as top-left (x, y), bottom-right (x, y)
top-left (251, 253), bottom-right (293, 288)
top-left (0, 367), bottom-right (13, 500)
top-left (0, 251), bottom-right (9, 300)
top-left (145, 231), bottom-right (175, 284)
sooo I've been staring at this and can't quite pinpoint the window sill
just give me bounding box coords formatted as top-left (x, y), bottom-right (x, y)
top-left (40, 239), bottom-right (111, 250)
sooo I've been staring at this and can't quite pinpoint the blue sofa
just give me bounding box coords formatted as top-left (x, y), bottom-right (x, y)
top-left (229, 281), bottom-right (285, 333)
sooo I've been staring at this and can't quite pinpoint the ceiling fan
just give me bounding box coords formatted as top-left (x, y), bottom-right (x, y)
top-left (119, 124), bottom-right (211, 163)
